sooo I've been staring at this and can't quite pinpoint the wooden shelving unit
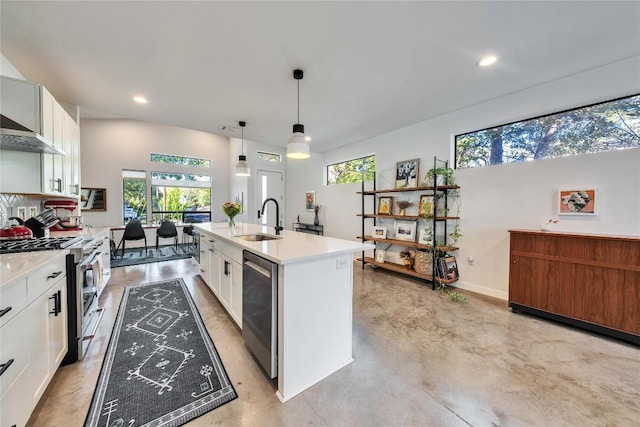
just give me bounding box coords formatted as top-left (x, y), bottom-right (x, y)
top-left (357, 256), bottom-right (459, 284)
top-left (357, 156), bottom-right (461, 289)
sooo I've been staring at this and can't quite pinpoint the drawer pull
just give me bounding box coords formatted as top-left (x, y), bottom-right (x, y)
top-left (0, 358), bottom-right (14, 376)
top-left (47, 271), bottom-right (63, 280)
top-left (0, 306), bottom-right (11, 318)
top-left (49, 290), bottom-right (62, 316)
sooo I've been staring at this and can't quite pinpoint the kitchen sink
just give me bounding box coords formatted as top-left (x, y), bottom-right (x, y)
top-left (235, 233), bottom-right (282, 242)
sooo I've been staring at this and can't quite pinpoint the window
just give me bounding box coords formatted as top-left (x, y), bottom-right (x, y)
top-left (150, 153), bottom-right (211, 167)
top-left (256, 151), bottom-right (281, 162)
top-left (456, 94), bottom-right (640, 169)
top-left (327, 155), bottom-right (376, 185)
top-left (151, 171), bottom-right (211, 223)
top-left (122, 170), bottom-right (147, 223)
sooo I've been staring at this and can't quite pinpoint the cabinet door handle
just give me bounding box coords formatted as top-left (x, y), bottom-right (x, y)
top-left (56, 178), bottom-right (63, 192)
top-left (47, 271), bottom-right (63, 280)
top-left (56, 290), bottom-right (62, 315)
top-left (224, 260), bottom-right (230, 276)
top-left (49, 290), bottom-right (61, 316)
top-left (0, 358), bottom-right (14, 377)
top-left (0, 306), bottom-right (11, 318)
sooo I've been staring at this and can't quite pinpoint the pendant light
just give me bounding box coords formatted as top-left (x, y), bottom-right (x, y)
top-left (286, 69), bottom-right (310, 159)
top-left (235, 121), bottom-right (250, 176)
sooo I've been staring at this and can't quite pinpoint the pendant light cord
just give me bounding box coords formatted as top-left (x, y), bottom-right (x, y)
top-left (241, 126), bottom-right (244, 156)
top-left (297, 79), bottom-right (300, 124)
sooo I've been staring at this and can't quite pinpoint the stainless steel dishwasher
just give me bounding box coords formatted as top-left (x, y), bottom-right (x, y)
top-left (242, 250), bottom-right (278, 378)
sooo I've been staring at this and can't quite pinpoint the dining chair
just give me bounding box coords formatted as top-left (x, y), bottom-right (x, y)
top-left (156, 219), bottom-right (178, 250)
top-left (117, 219), bottom-right (147, 257)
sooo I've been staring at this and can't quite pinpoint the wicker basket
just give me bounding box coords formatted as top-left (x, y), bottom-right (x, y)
top-left (413, 251), bottom-right (432, 275)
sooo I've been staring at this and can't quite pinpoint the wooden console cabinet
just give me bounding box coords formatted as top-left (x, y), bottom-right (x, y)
top-left (508, 230), bottom-right (639, 345)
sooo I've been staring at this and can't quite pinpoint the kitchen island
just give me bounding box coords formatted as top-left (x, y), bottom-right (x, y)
top-left (194, 222), bottom-right (374, 402)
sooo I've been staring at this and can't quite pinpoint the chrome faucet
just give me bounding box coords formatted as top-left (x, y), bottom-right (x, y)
top-left (261, 198), bottom-right (284, 235)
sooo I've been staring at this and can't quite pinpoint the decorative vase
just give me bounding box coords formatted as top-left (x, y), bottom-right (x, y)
top-left (228, 217), bottom-right (236, 233)
top-left (314, 212), bottom-right (319, 226)
top-left (399, 208), bottom-right (406, 216)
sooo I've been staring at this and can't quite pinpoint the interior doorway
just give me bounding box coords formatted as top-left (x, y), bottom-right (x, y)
top-left (256, 169), bottom-right (284, 229)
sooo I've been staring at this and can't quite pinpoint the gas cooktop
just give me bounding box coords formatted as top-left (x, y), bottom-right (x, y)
top-left (0, 236), bottom-right (83, 254)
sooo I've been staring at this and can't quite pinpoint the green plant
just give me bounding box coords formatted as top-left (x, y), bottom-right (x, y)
top-left (436, 283), bottom-right (469, 303)
top-left (425, 166), bottom-right (456, 186)
top-left (449, 224), bottom-right (463, 245)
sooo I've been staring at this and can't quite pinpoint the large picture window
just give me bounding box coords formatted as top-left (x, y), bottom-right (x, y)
top-left (327, 155), bottom-right (376, 185)
top-left (455, 94), bottom-right (640, 169)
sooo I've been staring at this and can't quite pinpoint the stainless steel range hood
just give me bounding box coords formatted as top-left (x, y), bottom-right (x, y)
top-left (0, 114), bottom-right (65, 155)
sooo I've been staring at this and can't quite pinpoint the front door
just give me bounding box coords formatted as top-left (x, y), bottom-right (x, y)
top-left (256, 169), bottom-right (284, 229)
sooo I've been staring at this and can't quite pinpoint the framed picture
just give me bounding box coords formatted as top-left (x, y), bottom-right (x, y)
top-left (418, 228), bottom-right (432, 244)
top-left (17, 207), bottom-right (27, 221)
top-left (394, 220), bottom-right (416, 241)
top-left (418, 195), bottom-right (434, 216)
top-left (305, 191), bottom-right (316, 211)
top-left (28, 207), bottom-right (38, 218)
top-left (371, 225), bottom-right (387, 239)
top-left (443, 256), bottom-right (459, 280)
top-left (375, 249), bottom-right (386, 263)
top-left (395, 158), bottom-right (420, 188)
top-left (558, 189), bottom-right (597, 215)
top-left (378, 196), bottom-right (393, 215)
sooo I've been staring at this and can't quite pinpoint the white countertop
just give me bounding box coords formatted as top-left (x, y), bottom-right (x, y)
top-left (195, 222), bottom-right (374, 265)
top-left (0, 227), bottom-right (111, 286)
top-left (0, 250), bottom-right (68, 286)
top-left (50, 226), bottom-right (111, 239)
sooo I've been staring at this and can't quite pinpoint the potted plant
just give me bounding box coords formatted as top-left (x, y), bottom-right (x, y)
top-left (425, 166), bottom-right (456, 186)
top-left (396, 200), bottom-right (413, 216)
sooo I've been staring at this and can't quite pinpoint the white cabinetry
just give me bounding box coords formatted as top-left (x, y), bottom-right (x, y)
top-left (196, 232), bottom-right (242, 328)
top-left (209, 242), bottom-right (221, 297)
top-left (198, 234), bottom-right (211, 285)
top-left (1, 76), bottom-right (48, 138)
top-left (0, 253), bottom-right (68, 427)
top-left (0, 76), bottom-right (80, 197)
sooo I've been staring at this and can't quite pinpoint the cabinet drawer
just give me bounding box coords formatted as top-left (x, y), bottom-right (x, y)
top-left (0, 309), bottom-right (28, 393)
top-left (0, 277), bottom-right (27, 328)
top-left (217, 240), bottom-right (242, 263)
top-left (0, 363), bottom-right (31, 427)
top-left (27, 255), bottom-right (66, 303)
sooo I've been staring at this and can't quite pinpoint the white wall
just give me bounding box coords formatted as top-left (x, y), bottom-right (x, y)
top-left (80, 119), bottom-right (230, 230)
top-left (286, 56), bottom-right (640, 300)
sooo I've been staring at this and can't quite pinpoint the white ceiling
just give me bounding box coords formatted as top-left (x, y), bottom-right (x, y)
top-left (2, 1), bottom-right (639, 153)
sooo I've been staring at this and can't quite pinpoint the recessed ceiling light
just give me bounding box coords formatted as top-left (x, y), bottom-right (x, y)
top-left (478, 55), bottom-right (498, 67)
top-left (133, 96), bottom-right (148, 104)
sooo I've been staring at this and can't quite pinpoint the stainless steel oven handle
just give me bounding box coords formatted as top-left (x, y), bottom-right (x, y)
top-left (82, 307), bottom-right (104, 341)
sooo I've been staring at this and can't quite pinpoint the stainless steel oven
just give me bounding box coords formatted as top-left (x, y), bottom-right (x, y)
top-left (62, 238), bottom-right (107, 364)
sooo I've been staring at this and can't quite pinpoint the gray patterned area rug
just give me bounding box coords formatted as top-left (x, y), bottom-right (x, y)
top-left (84, 278), bottom-right (237, 427)
top-left (111, 244), bottom-right (196, 268)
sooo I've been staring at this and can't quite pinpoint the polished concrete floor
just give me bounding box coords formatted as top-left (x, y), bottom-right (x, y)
top-left (28, 258), bottom-right (639, 427)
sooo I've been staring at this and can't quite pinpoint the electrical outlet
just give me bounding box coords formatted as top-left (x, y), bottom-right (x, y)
top-left (336, 258), bottom-right (348, 269)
